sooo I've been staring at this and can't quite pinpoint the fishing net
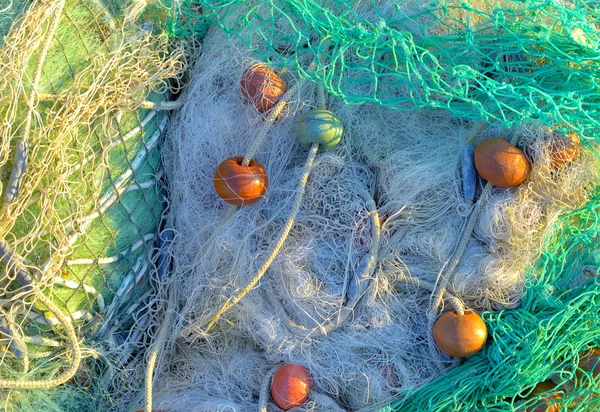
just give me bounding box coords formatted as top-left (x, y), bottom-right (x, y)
top-left (133, 1), bottom-right (600, 412)
top-left (0, 0), bottom-right (186, 409)
top-left (167, 0), bottom-right (600, 138)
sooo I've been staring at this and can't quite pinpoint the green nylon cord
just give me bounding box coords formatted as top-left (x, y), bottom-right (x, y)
top-left (168, 0), bottom-right (600, 140)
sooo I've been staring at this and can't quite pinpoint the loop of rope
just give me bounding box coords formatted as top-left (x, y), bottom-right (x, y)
top-left (0, 241), bottom-right (82, 388)
top-left (0, 290), bottom-right (81, 389)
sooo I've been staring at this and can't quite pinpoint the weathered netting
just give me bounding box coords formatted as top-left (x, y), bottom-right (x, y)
top-left (142, 1), bottom-right (600, 411)
top-left (0, 0), bottom-right (185, 409)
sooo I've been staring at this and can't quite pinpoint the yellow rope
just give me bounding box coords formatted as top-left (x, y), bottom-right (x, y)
top-left (0, 290), bottom-right (81, 389)
top-left (144, 296), bottom-right (175, 412)
top-left (206, 81), bottom-right (327, 330)
top-left (206, 142), bottom-right (320, 330)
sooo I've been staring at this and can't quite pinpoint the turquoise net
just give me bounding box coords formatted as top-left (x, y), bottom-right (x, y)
top-left (168, 0), bottom-right (600, 140)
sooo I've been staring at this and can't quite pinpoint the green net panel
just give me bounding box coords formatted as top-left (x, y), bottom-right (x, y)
top-left (169, 0), bottom-right (600, 140)
top-left (162, 0), bottom-right (600, 411)
top-left (0, 0), bottom-right (181, 409)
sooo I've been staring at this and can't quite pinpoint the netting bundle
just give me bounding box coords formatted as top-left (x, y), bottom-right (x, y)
top-left (0, 0), bottom-right (185, 409)
top-left (3, 0), bottom-right (600, 411)
top-left (140, 1), bottom-right (600, 412)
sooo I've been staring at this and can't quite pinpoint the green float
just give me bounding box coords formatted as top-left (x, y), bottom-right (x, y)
top-left (296, 109), bottom-right (343, 151)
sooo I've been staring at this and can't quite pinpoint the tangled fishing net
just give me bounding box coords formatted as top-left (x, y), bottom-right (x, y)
top-left (0, 0), bottom-right (186, 409)
top-left (143, 1), bottom-right (600, 411)
top-left (3, 0), bottom-right (600, 411)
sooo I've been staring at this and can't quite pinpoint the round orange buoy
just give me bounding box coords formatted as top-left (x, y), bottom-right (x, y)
top-left (240, 63), bottom-right (288, 113)
top-left (433, 310), bottom-right (488, 358)
top-left (270, 364), bottom-right (312, 410)
top-left (578, 347), bottom-right (600, 377)
top-left (526, 381), bottom-right (562, 412)
top-left (213, 157), bottom-right (268, 206)
top-left (548, 131), bottom-right (580, 168)
top-left (474, 138), bottom-right (531, 188)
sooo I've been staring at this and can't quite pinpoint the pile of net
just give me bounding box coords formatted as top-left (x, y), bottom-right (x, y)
top-left (136, 1), bottom-right (600, 412)
top-left (0, 0), bottom-right (186, 409)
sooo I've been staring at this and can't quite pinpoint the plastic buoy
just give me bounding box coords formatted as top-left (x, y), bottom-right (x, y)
top-left (296, 109), bottom-right (343, 151)
top-left (433, 310), bottom-right (488, 358)
top-left (474, 138), bottom-right (530, 188)
top-left (213, 156), bottom-right (268, 206)
top-left (241, 63), bottom-right (288, 113)
top-left (270, 364), bottom-right (312, 410)
top-left (526, 381), bottom-right (562, 412)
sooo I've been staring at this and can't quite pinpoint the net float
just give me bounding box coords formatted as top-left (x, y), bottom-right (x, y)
top-left (548, 131), bottom-right (580, 168)
top-left (213, 156), bottom-right (268, 206)
top-left (577, 347), bottom-right (600, 378)
top-left (240, 63), bottom-right (288, 113)
top-left (433, 310), bottom-right (488, 358)
top-left (296, 109), bottom-right (343, 151)
top-left (474, 138), bottom-right (531, 188)
top-left (526, 381), bottom-right (562, 412)
top-left (270, 364), bottom-right (312, 410)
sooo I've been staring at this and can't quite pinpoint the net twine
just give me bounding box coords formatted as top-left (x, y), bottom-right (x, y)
top-left (145, 62), bottom-right (318, 412)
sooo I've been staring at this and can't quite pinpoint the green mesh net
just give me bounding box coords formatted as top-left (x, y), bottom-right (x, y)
top-left (169, 0), bottom-right (600, 139)
top-left (160, 1), bottom-right (600, 411)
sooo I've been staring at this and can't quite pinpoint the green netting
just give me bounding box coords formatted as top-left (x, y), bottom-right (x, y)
top-left (0, 0), bottom-right (183, 409)
top-left (383, 187), bottom-right (600, 411)
top-left (169, 0), bottom-right (600, 139)
top-left (159, 1), bottom-right (600, 411)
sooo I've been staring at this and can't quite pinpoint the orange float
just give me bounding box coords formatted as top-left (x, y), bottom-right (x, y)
top-left (433, 310), bottom-right (488, 358)
top-left (270, 364), bottom-right (312, 410)
top-left (474, 138), bottom-right (530, 188)
top-left (578, 347), bottom-right (600, 377)
top-left (548, 131), bottom-right (580, 168)
top-left (526, 381), bottom-right (562, 412)
top-left (213, 157), bottom-right (268, 206)
top-left (240, 63), bottom-right (288, 113)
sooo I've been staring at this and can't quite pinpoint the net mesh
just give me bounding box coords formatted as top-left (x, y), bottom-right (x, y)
top-left (152, 1), bottom-right (600, 411)
top-left (168, 0), bottom-right (600, 139)
top-left (0, 0), bottom-right (185, 409)
top-left (3, 0), bottom-right (600, 411)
